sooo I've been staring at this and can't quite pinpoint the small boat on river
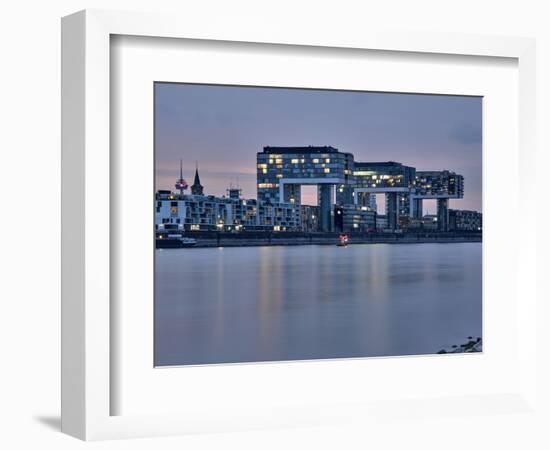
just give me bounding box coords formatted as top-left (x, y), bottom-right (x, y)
top-left (337, 233), bottom-right (349, 247)
top-left (156, 234), bottom-right (197, 249)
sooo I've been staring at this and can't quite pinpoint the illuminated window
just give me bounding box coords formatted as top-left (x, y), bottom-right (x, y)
top-left (262, 168), bottom-right (267, 174)
top-left (269, 159), bottom-right (274, 164)
top-left (324, 168), bottom-right (330, 173)
top-left (275, 158), bottom-right (283, 164)
top-left (190, 224), bottom-right (200, 230)
top-left (257, 163), bottom-right (267, 169)
top-left (291, 158), bottom-right (299, 164)
top-left (312, 158), bottom-right (319, 163)
top-left (325, 158), bottom-right (330, 163)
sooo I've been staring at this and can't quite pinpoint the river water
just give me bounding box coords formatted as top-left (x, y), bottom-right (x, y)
top-left (155, 243), bottom-right (482, 366)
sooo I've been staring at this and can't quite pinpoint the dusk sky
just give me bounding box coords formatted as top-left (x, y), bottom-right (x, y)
top-left (155, 83), bottom-right (482, 213)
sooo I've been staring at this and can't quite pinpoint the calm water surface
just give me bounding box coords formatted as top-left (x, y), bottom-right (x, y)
top-left (155, 243), bottom-right (482, 366)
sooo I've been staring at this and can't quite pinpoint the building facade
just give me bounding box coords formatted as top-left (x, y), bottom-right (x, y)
top-left (155, 190), bottom-right (301, 232)
top-left (449, 209), bottom-right (482, 232)
top-left (334, 204), bottom-right (376, 233)
top-left (353, 161), bottom-right (416, 231)
top-left (256, 146), bottom-right (354, 231)
top-left (351, 162), bottom-right (465, 231)
top-left (300, 205), bottom-right (320, 232)
top-left (159, 147), bottom-right (473, 234)
top-left (412, 170), bottom-right (465, 231)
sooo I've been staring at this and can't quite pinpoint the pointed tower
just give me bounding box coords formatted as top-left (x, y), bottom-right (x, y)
top-left (175, 159), bottom-right (189, 197)
top-left (191, 161), bottom-right (204, 196)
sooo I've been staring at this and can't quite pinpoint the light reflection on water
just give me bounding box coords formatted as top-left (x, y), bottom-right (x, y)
top-left (155, 243), bottom-right (482, 366)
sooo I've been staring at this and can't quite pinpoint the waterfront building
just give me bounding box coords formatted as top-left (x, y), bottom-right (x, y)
top-left (162, 150), bottom-right (468, 234)
top-left (255, 200), bottom-right (301, 231)
top-left (413, 171), bottom-right (464, 231)
top-left (155, 191), bottom-right (300, 232)
top-left (369, 195), bottom-right (378, 212)
top-left (334, 204), bottom-right (376, 233)
top-left (354, 192), bottom-right (378, 212)
top-left (157, 163), bottom-right (302, 231)
top-left (449, 209), bottom-right (482, 232)
top-left (300, 205), bottom-right (320, 232)
top-left (353, 161), bottom-right (416, 231)
top-left (351, 163), bottom-right (464, 232)
top-left (256, 146), bottom-right (354, 231)
top-left (156, 192), bottom-right (232, 231)
top-left (375, 214), bottom-right (388, 231)
top-left (421, 214), bottom-right (439, 230)
top-left (405, 215), bottom-right (438, 231)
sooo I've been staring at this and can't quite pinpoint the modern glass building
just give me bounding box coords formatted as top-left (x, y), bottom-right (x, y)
top-left (353, 161), bottom-right (416, 230)
top-left (413, 171), bottom-right (465, 231)
top-left (449, 209), bottom-right (481, 232)
top-left (160, 149), bottom-right (470, 234)
top-left (256, 146), bottom-right (354, 231)
top-left (415, 170), bottom-right (464, 198)
top-left (350, 163), bottom-right (465, 231)
top-left (334, 204), bottom-right (376, 233)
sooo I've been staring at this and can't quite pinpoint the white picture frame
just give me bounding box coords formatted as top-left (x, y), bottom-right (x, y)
top-left (61, 9), bottom-right (538, 441)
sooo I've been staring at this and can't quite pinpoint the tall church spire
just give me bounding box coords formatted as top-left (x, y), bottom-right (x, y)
top-left (191, 161), bottom-right (204, 196)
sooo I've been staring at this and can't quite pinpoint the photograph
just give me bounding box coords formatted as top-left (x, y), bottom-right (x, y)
top-left (154, 83), bottom-right (483, 367)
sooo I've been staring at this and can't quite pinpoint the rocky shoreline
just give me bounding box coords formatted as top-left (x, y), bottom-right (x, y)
top-left (437, 337), bottom-right (482, 354)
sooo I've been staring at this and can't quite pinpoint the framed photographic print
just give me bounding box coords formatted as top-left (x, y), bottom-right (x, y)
top-left (153, 82), bottom-right (483, 367)
top-left (62, 9), bottom-right (538, 441)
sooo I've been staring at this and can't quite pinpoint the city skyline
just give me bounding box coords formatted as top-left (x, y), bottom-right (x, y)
top-left (155, 83), bottom-right (482, 212)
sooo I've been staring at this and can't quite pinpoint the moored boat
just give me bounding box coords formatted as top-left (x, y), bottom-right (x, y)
top-left (156, 234), bottom-right (197, 248)
top-left (337, 233), bottom-right (349, 246)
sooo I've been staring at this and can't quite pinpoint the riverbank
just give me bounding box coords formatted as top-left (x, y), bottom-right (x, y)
top-left (438, 337), bottom-right (482, 354)
top-left (160, 231), bottom-right (482, 248)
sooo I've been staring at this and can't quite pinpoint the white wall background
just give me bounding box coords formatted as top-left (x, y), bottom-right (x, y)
top-left (0, 1), bottom-right (547, 448)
